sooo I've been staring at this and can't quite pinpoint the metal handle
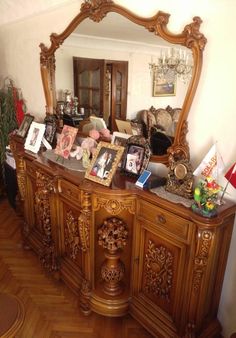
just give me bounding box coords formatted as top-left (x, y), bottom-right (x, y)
top-left (157, 214), bottom-right (166, 224)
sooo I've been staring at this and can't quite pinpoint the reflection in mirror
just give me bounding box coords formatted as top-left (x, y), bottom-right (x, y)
top-left (55, 13), bottom-right (191, 135)
top-left (40, 0), bottom-right (206, 164)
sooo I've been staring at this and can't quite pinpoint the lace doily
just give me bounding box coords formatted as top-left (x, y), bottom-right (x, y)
top-left (150, 186), bottom-right (194, 208)
top-left (43, 150), bottom-right (86, 172)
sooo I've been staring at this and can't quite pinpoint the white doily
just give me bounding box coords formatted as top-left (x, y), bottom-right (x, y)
top-left (150, 186), bottom-right (194, 208)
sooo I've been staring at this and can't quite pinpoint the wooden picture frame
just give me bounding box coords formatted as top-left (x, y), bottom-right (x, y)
top-left (111, 132), bottom-right (131, 147)
top-left (17, 114), bottom-right (34, 138)
top-left (24, 122), bottom-right (46, 153)
top-left (153, 79), bottom-right (176, 97)
top-left (85, 141), bottom-right (124, 186)
top-left (121, 135), bottom-right (151, 177)
top-left (44, 115), bottom-right (57, 144)
top-left (115, 119), bottom-right (133, 135)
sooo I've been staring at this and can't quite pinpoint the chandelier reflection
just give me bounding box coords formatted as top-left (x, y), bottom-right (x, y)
top-left (149, 48), bottom-right (193, 84)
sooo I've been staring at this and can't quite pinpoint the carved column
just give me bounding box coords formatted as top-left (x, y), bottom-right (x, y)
top-left (35, 170), bottom-right (58, 272)
top-left (78, 191), bottom-right (91, 251)
top-left (98, 217), bottom-right (128, 296)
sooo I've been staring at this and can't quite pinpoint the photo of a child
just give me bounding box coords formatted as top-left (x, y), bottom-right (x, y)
top-left (125, 145), bottom-right (144, 174)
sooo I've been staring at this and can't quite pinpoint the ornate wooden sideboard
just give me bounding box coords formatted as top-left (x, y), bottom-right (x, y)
top-left (10, 135), bottom-right (236, 338)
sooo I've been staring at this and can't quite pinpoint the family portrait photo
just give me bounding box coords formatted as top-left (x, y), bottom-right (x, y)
top-left (85, 142), bottom-right (124, 186)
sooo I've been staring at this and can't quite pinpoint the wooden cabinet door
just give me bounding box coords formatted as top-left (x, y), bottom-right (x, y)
top-left (131, 202), bottom-right (194, 337)
top-left (73, 57), bottom-right (128, 131)
top-left (108, 61), bottom-right (128, 131)
top-left (57, 179), bottom-right (91, 295)
top-left (74, 57), bottom-right (105, 118)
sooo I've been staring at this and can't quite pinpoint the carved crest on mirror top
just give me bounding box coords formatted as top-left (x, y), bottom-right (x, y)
top-left (39, 0), bottom-right (207, 164)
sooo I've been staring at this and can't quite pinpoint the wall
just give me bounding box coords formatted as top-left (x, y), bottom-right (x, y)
top-left (0, 0), bottom-right (236, 336)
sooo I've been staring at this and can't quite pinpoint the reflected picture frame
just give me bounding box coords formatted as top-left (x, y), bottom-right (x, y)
top-left (17, 114), bottom-right (34, 138)
top-left (85, 141), bottom-right (124, 186)
top-left (153, 79), bottom-right (176, 97)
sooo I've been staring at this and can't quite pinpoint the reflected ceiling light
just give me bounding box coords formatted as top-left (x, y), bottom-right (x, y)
top-left (149, 48), bottom-right (193, 84)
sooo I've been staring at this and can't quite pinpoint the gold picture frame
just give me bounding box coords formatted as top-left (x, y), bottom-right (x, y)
top-left (153, 79), bottom-right (176, 97)
top-left (85, 141), bottom-right (124, 186)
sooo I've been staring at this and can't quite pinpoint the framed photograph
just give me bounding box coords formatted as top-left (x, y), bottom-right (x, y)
top-left (153, 79), bottom-right (176, 97)
top-left (130, 122), bottom-right (143, 136)
top-left (44, 115), bottom-right (57, 144)
top-left (24, 122), bottom-right (46, 153)
top-left (121, 135), bottom-right (151, 177)
top-left (111, 132), bottom-right (131, 147)
top-left (17, 114), bottom-right (34, 138)
top-left (54, 125), bottom-right (78, 159)
top-left (115, 119), bottom-right (133, 135)
top-left (85, 141), bottom-right (124, 186)
top-left (90, 115), bottom-right (107, 131)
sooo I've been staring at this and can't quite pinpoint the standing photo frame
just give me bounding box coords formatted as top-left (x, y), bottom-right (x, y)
top-left (17, 114), bottom-right (34, 138)
top-left (24, 122), bottom-right (46, 153)
top-left (44, 114), bottom-right (57, 144)
top-left (121, 135), bottom-right (151, 177)
top-left (111, 132), bottom-right (131, 147)
top-left (54, 125), bottom-right (78, 159)
top-left (85, 141), bottom-right (124, 186)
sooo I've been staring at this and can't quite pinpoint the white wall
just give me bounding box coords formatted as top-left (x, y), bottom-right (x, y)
top-left (0, 0), bottom-right (236, 336)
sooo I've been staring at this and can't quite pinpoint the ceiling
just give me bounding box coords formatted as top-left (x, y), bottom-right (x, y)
top-left (0, 0), bottom-right (76, 26)
top-left (0, 0), bottom-right (173, 47)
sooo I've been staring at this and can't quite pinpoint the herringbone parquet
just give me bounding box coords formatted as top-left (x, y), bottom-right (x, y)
top-left (0, 198), bottom-right (153, 338)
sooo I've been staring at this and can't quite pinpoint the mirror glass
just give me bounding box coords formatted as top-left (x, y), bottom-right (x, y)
top-left (40, 1), bottom-right (205, 164)
top-left (55, 12), bottom-right (192, 136)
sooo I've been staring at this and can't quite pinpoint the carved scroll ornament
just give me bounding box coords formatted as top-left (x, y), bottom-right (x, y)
top-left (65, 210), bottom-right (80, 260)
top-left (144, 240), bottom-right (173, 302)
top-left (35, 170), bottom-right (58, 272)
top-left (78, 191), bottom-right (91, 251)
top-left (193, 230), bottom-right (213, 293)
top-left (35, 170), bottom-right (54, 242)
top-left (94, 196), bottom-right (135, 215)
top-left (16, 157), bottom-right (26, 201)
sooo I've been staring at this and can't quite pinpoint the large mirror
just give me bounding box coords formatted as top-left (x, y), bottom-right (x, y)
top-left (40, 0), bottom-right (206, 164)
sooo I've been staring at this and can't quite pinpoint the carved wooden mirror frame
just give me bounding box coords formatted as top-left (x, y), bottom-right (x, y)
top-left (39, 0), bottom-right (207, 164)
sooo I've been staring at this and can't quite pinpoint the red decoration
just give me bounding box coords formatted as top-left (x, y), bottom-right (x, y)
top-left (225, 163), bottom-right (236, 189)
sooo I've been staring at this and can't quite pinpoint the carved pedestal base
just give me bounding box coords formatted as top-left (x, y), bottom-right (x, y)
top-left (101, 249), bottom-right (125, 296)
top-left (98, 217), bottom-right (128, 297)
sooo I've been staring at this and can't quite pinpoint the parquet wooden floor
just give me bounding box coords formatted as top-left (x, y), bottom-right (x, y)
top-left (0, 198), bottom-right (153, 338)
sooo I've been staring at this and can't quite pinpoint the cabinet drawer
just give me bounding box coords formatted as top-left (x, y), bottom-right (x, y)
top-left (58, 179), bottom-right (82, 204)
top-left (137, 199), bottom-right (192, 241)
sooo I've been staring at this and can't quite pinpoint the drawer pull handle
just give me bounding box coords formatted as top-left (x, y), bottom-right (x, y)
top-left (157, 214), bottom-right (166, 224)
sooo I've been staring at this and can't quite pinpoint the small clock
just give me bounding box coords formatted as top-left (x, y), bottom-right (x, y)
top-left (174, 163), bottom-right (188, 180)
top-left (166, 158), bottom-right (194, 199)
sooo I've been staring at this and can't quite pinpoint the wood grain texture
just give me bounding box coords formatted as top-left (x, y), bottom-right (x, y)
top-left (0, 198), bottom-right (152, 338)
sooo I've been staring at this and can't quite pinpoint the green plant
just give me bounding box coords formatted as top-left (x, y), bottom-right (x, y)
top-left (0, 84), bottom-right (18, 190)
